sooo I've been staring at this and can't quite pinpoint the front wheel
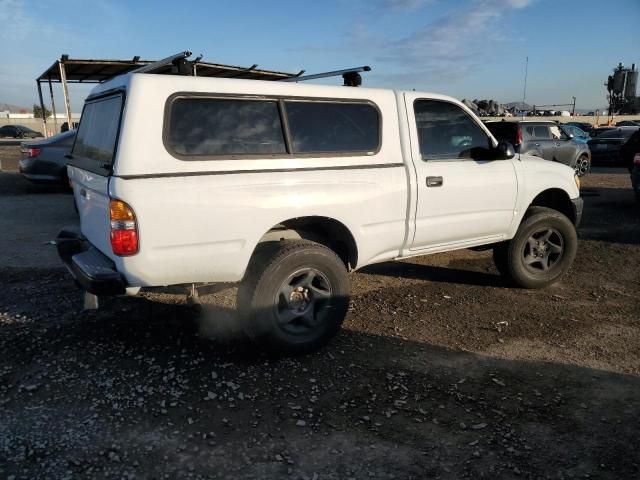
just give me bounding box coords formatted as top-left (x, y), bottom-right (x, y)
top-left (574, 154), bottom-right (590, 177)
top-left (493, 207), bottom-right (577, 289)
top-left (237, 240), bottom-right (350, 355)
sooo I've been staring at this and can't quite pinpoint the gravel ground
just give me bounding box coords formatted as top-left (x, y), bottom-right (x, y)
top-left (1, 161), bottom-right (639, 479)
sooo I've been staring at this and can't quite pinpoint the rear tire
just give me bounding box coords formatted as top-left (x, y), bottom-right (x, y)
top-left (237, 240), bottom-right (350, 355)
top-left (493, 207), bottom-right (577, 289)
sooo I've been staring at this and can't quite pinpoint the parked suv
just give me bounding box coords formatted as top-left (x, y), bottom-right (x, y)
top-left (485, 120), bottom-right (591, 176)
top-left (57, 71), bottom-right (582, 354)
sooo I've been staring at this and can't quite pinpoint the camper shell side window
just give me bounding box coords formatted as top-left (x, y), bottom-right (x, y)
top-left (163, 93), bottom-right (381, 160)
top-left (70, 92), bottom-right (125, 176)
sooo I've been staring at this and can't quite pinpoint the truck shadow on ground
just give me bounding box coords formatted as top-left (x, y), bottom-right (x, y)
top-left (1, 288), bottom-right (639, 479)
top-left (360, 260), bottom-right (507, 288)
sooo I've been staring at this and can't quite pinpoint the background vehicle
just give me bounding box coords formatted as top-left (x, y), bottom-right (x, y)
top-left (588, 127), bottom-right (640, 166)
top-left (616, 120), bottom-right (640, 127)
top-left (561, 124), bottom-right (590, 143)
top-left (618, 129), bottom-right (640, 201)
top-left (58, 72), bottom-right (582, 355)
top-left (0, 125), bottom-right (42, 139)
top-left (632, 153), bottom-right (640, 202)
top-left (565, 121), bottom-right (594, 135)
top-left (485, 120), bottom-right (591, 176)
top-left (590, 126), bottom-right (616, 137)
top-left (19, 130), bottom-right (76, 185)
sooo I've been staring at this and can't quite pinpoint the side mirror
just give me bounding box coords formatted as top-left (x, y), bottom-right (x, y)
top-left (495, 141), bottom-right (515, 160)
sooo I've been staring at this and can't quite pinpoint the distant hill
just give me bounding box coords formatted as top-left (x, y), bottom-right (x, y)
top-left (0, 102), bottom-right (29, 113)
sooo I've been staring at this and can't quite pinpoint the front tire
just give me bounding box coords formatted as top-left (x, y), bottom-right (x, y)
top-left (237, 240), bottom-right (350, 355)
top-left (493, 207), bottom-right (577, 288)
top-left (574, 154), bottom-right (590, 177)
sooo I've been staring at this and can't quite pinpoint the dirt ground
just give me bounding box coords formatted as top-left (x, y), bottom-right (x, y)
top-left (1, 153), bottom-right (639, 479)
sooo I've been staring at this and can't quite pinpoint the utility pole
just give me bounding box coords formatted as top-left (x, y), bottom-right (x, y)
top-left (572, 96), bottom-right (576, 116)
top-left (521, 56), bottom-right (528, 120)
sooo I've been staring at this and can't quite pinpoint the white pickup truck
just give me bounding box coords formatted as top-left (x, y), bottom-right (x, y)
top-left (57, 68), bottom-right (582, 354)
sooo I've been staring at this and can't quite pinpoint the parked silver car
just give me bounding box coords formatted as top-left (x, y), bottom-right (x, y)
top-left (19, 130), bottom-right (76, 185)
top-left (485, 120), bottom-right (592, 176)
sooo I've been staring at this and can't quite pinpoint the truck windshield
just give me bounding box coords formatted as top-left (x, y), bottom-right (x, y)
top-left (72, 94), bottom-right (123, 171)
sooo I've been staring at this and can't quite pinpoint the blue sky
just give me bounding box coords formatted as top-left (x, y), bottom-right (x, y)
top-left (1, 0), bottom-right (638, 112)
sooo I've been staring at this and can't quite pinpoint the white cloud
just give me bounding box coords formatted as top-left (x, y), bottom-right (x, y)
top-left (380, 0), bottom-right (432, 11)
top-left (0, 0), bottom-right (129, 110)
top-left (358, 0), bottom-right (535, 85)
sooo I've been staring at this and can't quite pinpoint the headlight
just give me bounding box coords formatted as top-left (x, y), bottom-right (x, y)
top-left (574, 174), bottom-right (580, 190)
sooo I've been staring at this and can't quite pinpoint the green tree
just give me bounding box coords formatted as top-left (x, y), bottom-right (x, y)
top-left (33, 104), bottom-right (52, 118)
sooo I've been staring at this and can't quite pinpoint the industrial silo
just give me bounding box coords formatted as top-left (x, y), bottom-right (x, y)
top-left (613, 63), bottom-right (626, 94)
top-left (624, 64), bottom-right (638, 100)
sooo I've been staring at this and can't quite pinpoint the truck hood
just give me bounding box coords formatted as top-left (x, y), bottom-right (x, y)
top-left (517, 154), bottom-right (580, 199)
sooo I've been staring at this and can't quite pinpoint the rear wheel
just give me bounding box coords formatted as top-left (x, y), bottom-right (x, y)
top-left (493, 207), bottom-right (577, 288)
top-left (237, 240), bottom-right (350, 355)
top-left (574, 154), bottom-right (590, 177)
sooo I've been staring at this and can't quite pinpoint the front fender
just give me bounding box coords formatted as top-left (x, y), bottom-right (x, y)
top-left (508, 155), bottom-right (580, 238)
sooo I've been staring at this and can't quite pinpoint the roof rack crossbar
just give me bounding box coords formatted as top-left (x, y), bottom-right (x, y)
top-left (132, 51), bottom-right (192, 74)
top-left (279, 66), bottom-right (371, 83)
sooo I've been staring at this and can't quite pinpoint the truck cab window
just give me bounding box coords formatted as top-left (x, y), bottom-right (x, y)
top-left (414, 99), bottom-right (490, 161)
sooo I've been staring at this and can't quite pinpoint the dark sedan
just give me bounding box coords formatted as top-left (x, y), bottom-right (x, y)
top-left (0, 124), bottom-right (42, 138)
top-left (588, 127), bottom-right (640, 166)
top-left (590, 127), bottom-right (617, 138)
top-left (19, 130), bottom-right (76, 185)
top-left (632, 153), bottom-right (640, 202)
top-left (619, 129), bottom-right (640, 202)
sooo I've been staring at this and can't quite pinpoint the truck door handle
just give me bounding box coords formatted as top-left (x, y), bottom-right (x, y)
top-left (534, 143), bottom-right (541, 147)
top-left (426, 176), bottom-right (443, 187)
top-left (80, 188), bottom-right (87, 197)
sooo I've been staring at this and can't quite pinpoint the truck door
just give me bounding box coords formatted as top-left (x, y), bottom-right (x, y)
top-left (405, 95), bottom-right (518, 250)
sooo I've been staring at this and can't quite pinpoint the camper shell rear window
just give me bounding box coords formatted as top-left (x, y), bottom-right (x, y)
top-left (163, 93), bottom-right (381, 159)
top-left (71, 93), bottom-right (124, 174)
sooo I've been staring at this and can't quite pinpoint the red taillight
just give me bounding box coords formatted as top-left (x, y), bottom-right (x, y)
top-left (634, 153), bottom-right (640, 166)
top-left (27, 147), bottom-right (41, 158)
top-left (110, 230), bottom-right (139, 256)
top-left (515, 126), bottom-right (522, 146)
top-left (109, 199), bottom-right (138, 256)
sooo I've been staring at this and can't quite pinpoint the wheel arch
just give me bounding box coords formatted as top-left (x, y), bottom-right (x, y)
top-left (256, 216), bottom-right (358, 271)
top-left (527, 188), bottom-right (576, 223)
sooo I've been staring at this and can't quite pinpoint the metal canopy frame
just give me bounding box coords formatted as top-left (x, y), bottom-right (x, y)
top-left (35, 52), bottom-right (299, 135)
top-left (35, 51), bottom-right (373, 136)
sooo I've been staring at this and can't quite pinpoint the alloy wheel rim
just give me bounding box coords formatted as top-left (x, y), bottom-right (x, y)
top-left (575, 157), bottom-right (589, 176)
top-left (273, 268), bottom-right (332, 335)
top-left (522, 228), bottom-right (564, 273)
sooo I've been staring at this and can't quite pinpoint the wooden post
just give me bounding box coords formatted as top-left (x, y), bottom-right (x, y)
top-left (36, 80), bottom-right (48, 136)
top-left (48, 77), bottom-right (58, 133)
top-left (58, 60), bottom-right (72, 127)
